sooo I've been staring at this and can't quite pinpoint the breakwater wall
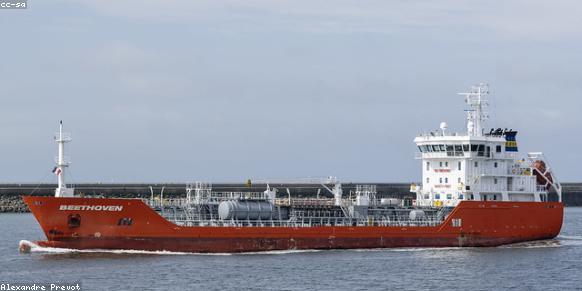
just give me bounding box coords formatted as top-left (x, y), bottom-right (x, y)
top-left (2, 182), bottom-right (581, 212)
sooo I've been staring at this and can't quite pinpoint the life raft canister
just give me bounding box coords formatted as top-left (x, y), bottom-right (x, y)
top-left (532, 160), bottom-right (554, 189)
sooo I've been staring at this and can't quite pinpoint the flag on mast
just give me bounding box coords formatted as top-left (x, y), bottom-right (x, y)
top-left (52, 167), bottom-right (62, 176)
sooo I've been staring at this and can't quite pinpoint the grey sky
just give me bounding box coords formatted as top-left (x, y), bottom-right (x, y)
top-left (1, 0), bottom-right (581, 183)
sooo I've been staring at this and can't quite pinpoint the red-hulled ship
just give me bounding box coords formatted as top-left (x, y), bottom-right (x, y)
top-left (21, 83), bottom-right (563, 253)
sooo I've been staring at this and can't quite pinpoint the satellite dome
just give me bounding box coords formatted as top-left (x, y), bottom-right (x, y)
top-left (440, 121), bottom-right (448, 132)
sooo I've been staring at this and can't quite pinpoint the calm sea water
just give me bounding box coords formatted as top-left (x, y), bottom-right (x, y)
top-left (1, 209), bottom-right (581, 291)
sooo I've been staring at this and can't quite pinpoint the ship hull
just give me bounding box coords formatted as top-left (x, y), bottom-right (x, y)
top-left (22, 196), bottom-right (563, 253)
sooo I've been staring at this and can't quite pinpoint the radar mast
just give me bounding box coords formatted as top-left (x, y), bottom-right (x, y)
top-left (458, 83), bottom-right (489, 136)
top-left (54, 121), bottom-right (74, 197)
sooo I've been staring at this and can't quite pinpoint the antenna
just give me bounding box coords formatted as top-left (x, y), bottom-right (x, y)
top-left (458, 83), bottom-right (489, 136)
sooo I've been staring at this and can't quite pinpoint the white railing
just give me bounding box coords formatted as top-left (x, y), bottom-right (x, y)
top-left (53, 156), bottom-right (71, 164)
top-left (144, 198), bottom-right (190, 209)
top-left (471, 166), bottom-right (531, 177)
top-left (54, 132), bottom-right (72, 142)
top-left (167, 217), bottom-right (444, 228)
top-left (279, 198), bottom-right (335, 207)
top-left (145, 191), bottom-right (277, 208)
top-left (416, 151), bottom-right (517, 160)
top-left (474, 184), bottom-right (506, 192)
top-left (417, 132), bottom-right (465, 138)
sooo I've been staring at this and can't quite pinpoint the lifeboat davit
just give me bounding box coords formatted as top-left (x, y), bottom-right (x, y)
top-left (533, 160), bottom-right (554, 189)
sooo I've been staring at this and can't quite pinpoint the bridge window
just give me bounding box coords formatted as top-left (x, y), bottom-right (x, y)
top-left (477, 145), bottom-right (485, 157)
top-left (454, 145), bottom-right (463, 156)
top-left (439, 144), bottom-right (445, 151)
top-left (463, 144), bottom-right (470, 152)
top-left (446, 145), bottom-right (454, 156)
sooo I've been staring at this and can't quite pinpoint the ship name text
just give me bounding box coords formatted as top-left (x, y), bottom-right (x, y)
top-left (59, 205), bottom-right (123, 211)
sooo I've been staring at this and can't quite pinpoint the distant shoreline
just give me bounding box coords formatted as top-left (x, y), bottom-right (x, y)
top-left (2, 182), bottom-right (582, 213)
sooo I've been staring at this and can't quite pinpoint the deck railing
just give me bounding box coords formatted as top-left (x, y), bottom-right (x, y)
top-left (165, 217), bottom-right (444, 228)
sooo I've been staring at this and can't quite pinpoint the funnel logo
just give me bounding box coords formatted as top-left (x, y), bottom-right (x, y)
top-left (59, 205), bottom-right (123, 211)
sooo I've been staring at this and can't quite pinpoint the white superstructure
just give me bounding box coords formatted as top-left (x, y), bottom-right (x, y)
top-left (412, 83), bottom-right (561, 207)
top-left (54, 121), bottom-right (74, 197)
